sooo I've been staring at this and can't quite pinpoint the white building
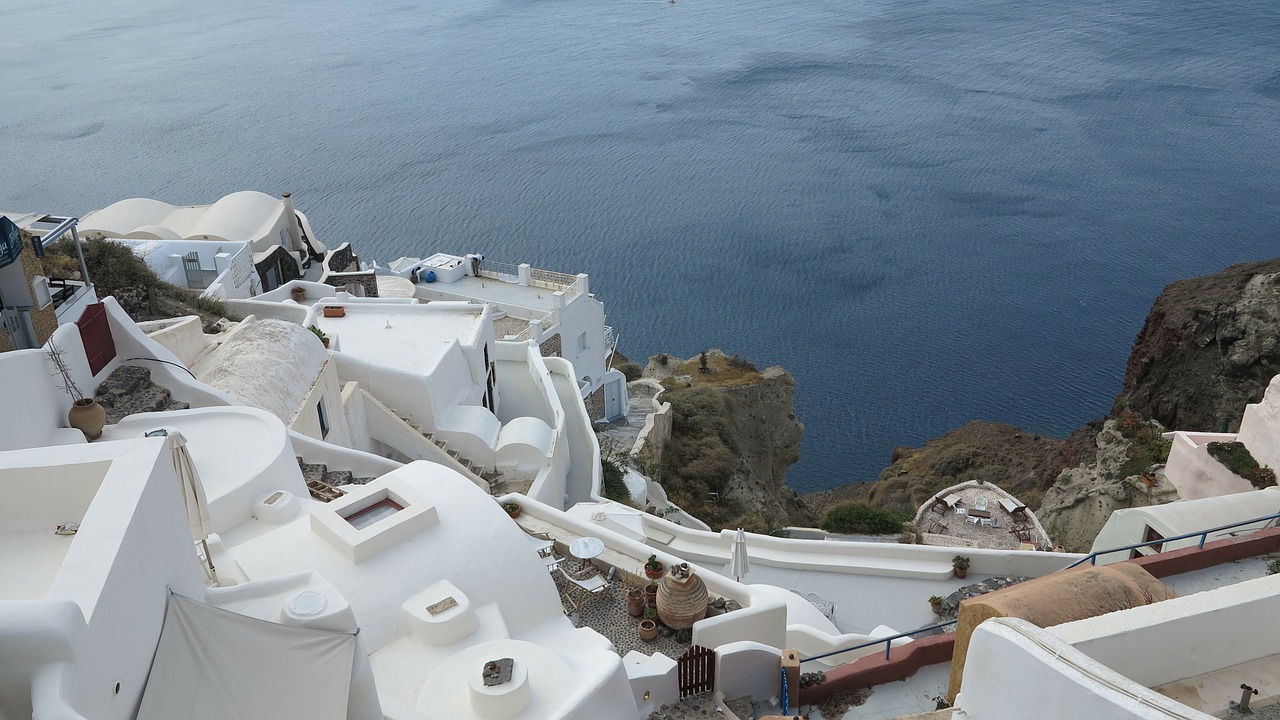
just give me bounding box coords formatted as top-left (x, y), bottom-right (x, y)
top-left (79, 191), bottom-right (339, 294)
top-left (385, 254), bottom-right (628, 423)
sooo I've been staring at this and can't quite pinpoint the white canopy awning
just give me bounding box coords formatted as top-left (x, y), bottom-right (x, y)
top-left (136, 593), bottom-right (357, 720)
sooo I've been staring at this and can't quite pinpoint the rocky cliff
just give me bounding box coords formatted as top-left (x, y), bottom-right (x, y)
top-left (801, 421), bottom-right (1066, 521)
top-left (1036, 417), bottom-right (1179, 552)
top-left (1115, 257), bottom-right (1280, 432)
top-left (643, 350), bottom-right (813, 533)
top-left (802, 256), bottom-right (1280, 543)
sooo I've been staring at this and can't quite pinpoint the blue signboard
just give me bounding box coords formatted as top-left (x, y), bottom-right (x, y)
top-left (0, 216), bottom-right (20, 269)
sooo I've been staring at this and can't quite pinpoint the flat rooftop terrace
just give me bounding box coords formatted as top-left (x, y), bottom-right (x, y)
top-left (315, 303), bottom-right (485, 375)
top-left (417, 275), bottom-right (565, 313)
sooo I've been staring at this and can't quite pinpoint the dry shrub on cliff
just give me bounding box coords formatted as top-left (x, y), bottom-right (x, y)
top-left (659, 387), bottom-right (739, 520)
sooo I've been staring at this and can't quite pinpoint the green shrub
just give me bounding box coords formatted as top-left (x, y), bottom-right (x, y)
top-left (933, 444), bottom-right (978, 476)
top-left (617, 362), bottom-right (643, 382)
top-left (53, 237), bottom-right (160, 297)
top-left (724, 354), bottom-right (757, 373)
top-left (1207, 441), bottom-right (1276, 488)
top-left (1113, 419), bottom-right (1173, 480)
top-left (820, 503), bottom-right (904, 535)
top-left (1268, 558), bottom-right (1280, 575)
top-left (601, 456), bottom-right (629, 502)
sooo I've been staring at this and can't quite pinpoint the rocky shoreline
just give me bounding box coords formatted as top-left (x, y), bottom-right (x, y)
top-left (647, 257), bottom-right (1280, 545)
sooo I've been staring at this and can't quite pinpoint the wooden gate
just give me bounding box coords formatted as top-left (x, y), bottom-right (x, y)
top-left (677, 645), bottom-right (716, 698)
top-left (76, 302), bottom-right (116, 376)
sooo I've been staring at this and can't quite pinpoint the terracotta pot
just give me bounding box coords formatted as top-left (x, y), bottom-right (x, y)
top-left (638, 619), bottom-right (658, 642)
top-left (645, 562), bottom-right (664, 579)
top-left (644, 584), bottom-right (658, 608)
top-left (291, 287), bottom-right (306, 301)
top-left (503, 504), bottom-right (521, 518)
top-left (626, 589), bottom-right (646, 618)
top-left (68, 398), bottom-right (106, 441)
top-left (657, 569), bottom-right (708, 630)
top-left (931, 601), bottom-right (942, 615)
top-left (323, 305), bottom-right (345, 318)
top-left (954, 568), bottom-right (967, 579)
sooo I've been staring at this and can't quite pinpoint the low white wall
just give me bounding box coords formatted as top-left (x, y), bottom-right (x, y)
top-left (623, 651), bottom-right (679, 717)
top-left (715, 641), bottom-right (781, 703)
top-left (101, 298), bottom-right (237, 409)
top-left (1163, 432), bottom-right (1254, 500)
top-left (137, 316), bottom-right (207, 367)
top-left (628, 379), bottom-right (672, 463)
top-left (224, 296), bottom-right (311, 325)
top-left (0, 458), bottom-right (110, 532)
top-left (287, 429), bottom-right (401, 480)
top-left (0, 348), bottom-right (81, 451)
top-left (46, 438), bottom-right (207, 720)
top-left (1239, 374), bottom-right (1280, 471)
top-left (546, 356), bottom-right (598, 507)
top-left (643, 520), bottom-right (1080, 580)
top-left (957, 618), bottom-right (1209, 720)
top-left (1052, 573), bottom-right (1280, 688)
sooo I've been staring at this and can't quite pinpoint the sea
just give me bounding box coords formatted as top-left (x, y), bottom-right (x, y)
top-left (2, 0), bottom-right (1278, 493)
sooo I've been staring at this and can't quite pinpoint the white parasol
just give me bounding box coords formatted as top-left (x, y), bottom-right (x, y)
top-left (168, 431), bottom-right (218, 584)
top-left (730, 527), bottom-right (750, 583)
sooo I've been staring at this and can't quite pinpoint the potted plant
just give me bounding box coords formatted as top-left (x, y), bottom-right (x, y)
top-left (47, 343), bottom-right (105, 441)
top-left (638, 616), bottom-right (658, 642)
top-left (644, 554), bottom-right (665, 579)
top-left (952, 555), bottom-right (970, 579)
top-left (626, 587), bottom-right (646, 617)
top-left (644, 582), bottom-right (658, 608)
top-left (291, 285), bottom-right (306, 302)
top-left (308, 325), bottom-right (330, 348)
top-left (502, 501), bottom-right (521, 519)
top-left (929, 595), bottom-right (944, 615)
top-left (323, 305), bottom-right (345, 318)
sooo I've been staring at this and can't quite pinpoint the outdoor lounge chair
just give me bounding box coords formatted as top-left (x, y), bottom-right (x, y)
top-left (558, 566), bottom-right (608, 610)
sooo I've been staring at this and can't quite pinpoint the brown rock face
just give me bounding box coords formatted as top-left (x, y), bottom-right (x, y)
top-left (1116, 258), bottom-right (1280, 432)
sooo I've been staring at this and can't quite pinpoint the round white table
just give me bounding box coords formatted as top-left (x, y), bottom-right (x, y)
top-left (568, 536), bottom-right (605, 560)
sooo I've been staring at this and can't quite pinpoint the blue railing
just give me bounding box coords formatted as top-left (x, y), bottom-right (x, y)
top-left (800, 619), bottom-right (957, 664)
top-left (800, 510), bottom-right (1280, 665)
top-left (1065, 510), bottom-right (1280, 569)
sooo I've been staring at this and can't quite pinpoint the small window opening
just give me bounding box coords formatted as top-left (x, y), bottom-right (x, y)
top-left (343, 498), bottom-right (405, 530)
top-left (317, 399), bottom-right (330, 439)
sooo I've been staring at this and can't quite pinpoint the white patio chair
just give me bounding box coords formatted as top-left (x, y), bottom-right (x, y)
top-left (557, 566), bottom-right (607, 610)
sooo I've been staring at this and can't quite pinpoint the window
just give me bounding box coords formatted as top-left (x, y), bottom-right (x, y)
top-left (577, 332), bottom-right (587, 353)
top-left (342, 497), bottom-right (405, 530)
top-left (317, 399), bottom-right (330, 438)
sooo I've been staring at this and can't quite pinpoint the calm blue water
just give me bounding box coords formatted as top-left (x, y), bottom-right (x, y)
top-left (3, 0), bottom-right (1278, 492)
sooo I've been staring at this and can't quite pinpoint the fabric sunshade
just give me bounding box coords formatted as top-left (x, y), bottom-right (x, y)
top-left (136, 592), bottom-right (357, 720)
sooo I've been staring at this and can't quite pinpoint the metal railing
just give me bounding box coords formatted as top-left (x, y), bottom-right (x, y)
top-left (802, 511), bottom-right (1280, 667)
top-left (479, 259), bottom-right (521, 279)
top-left (1065, 510), bottom-right (1280, 569)
top-left (800, 620), bottom-right (957, 664)
top-left (529, 266), bottom-right (577, 287)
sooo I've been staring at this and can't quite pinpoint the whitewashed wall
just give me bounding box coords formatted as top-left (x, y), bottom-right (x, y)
top-left (1239, 374), bottom-right (1280, 471)
top-left (956, 618), bottom-right (1212, 720)
top-left (45, 439), bottom-right (207, 720)
top-left (1051, 573), bottom-right (1280, 688)
top-left (1163, 431), bottom-right (1254, 500)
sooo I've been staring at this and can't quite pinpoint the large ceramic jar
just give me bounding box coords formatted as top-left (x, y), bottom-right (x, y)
top-left (656, 566), bottom-right (708, 630)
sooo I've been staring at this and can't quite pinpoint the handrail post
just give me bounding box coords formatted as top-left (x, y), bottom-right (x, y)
top-left (1198, 533), bottom-right (1207, 549)
top-left (884, 639), bottom-right (891, 660)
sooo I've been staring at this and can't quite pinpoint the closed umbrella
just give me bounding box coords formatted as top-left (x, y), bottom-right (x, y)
top-left (730, 528), bottom-right (750, 583)
top-left (168, 431), bottom-right (218, 584)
